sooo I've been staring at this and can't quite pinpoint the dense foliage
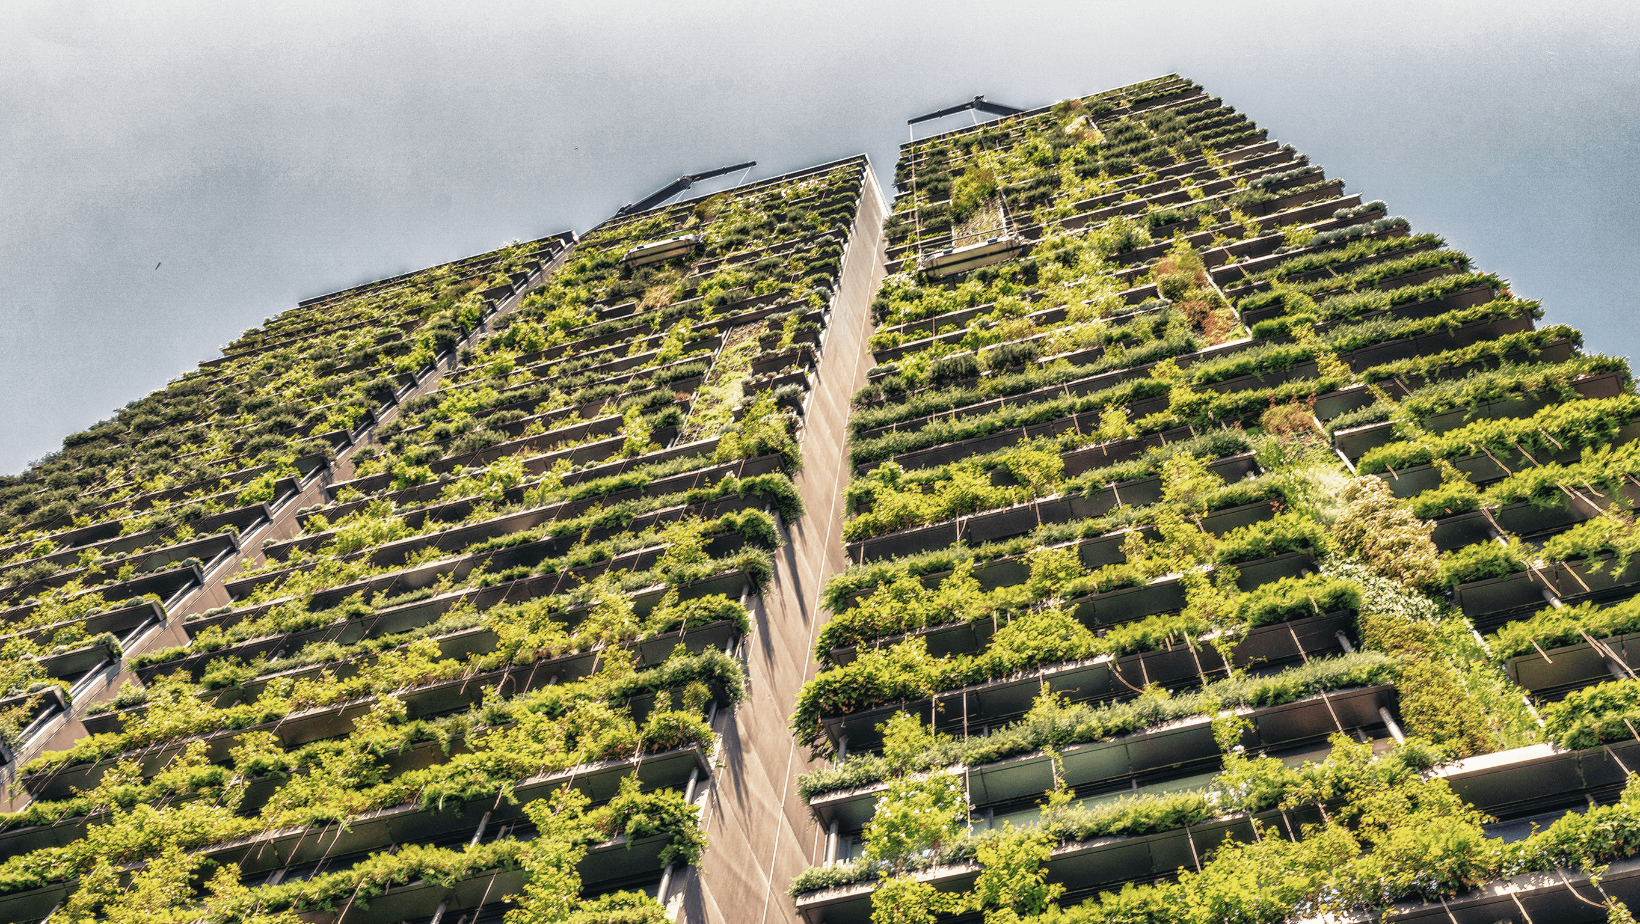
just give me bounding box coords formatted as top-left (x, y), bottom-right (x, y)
top-left (788, 72), bottom-right (1640, 924)
top-left (0, 156), bottom-right (873, 921)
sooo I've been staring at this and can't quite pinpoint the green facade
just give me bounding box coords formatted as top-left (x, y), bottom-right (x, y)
top-left (0, 158), bottom-right (870, 923)
top-left (789, 77), bottom-right (1640, 924)
top-left (0, 74), bottom-right (1636, 924)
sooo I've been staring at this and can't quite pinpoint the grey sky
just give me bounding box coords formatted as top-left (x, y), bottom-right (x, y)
top-left (2, 0), bottom-right (1636, 474)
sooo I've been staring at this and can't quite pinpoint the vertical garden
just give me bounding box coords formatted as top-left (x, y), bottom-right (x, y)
top-left (1, 72), bottom-right (1638, 924)
top-left (0, 157), bottom-right (870, 922)
top-left (787, 76), bottom-right (1640, 924)
top-left (0, 235), bottom-right (569, 765)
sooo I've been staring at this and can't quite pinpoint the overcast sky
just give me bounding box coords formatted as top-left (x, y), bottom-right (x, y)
top-left (2, 0), bottom-right (1636, 474)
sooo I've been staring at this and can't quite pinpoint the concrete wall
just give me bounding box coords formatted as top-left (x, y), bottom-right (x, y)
top-left (677, 162), bottom-right (887, 924)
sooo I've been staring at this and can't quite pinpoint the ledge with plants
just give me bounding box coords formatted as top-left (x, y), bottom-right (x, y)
top-left (135, 574), bottom-right (752, 695)
top-left (298, 452), bottom-right (794, 562)
top-left (1248, 271), bottom-right (1504, 341)
top-left (1233, 246), bottom-right (1472, 318)
top-left (275, 468), bottom-right (800, 574)
top-left (177, 536), bottom-right (767, 654)
top-left (1328, 358), bottom-right (1626, 460)
top-left (0, 777), bottom-right (702, 924)
top-left (1357, 393), bottom-right (1640, 481)
top-left (795, 580), bottom-right (1373, 758)
top-left (824, 478), bottom-right (1292, 615)
top-left (0, 530), bottom-right (238, 613)
top-left (1050, 141), bottom-right (1291, 223)
top-left (849, 303), bottom-right (1536, 473)
top-left (24, 620), bottom-right (745, 793)
top-left (244, 467), bottom-right (763, 586)
top-left (892, 138), bottom-right (1305, 274)
top-left (1221, 231), bottom-right (1447, 297)
top-left (843, 445), bottom-right (1259, 561)
top-left (0, 498), bottom-right (268, 583)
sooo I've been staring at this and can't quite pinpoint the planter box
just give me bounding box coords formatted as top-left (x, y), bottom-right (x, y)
top-left (1202, 359), bottom-right (1320, 395)
top-left (1452, 568), bottom-right (1563, 628)
top-left (874, 302), bottom-right (991, 343)
top-left (830, 528), bottom-right (1154, 616)
top-left (1439, 740), bottom-right (1640, 829)
top-left (1225, 240), bottom-right (1443, 301)
top-left (813, 680), bottom-right (1394, 806)
top-left (1338, 373), bottom-right (1625, 464)
top-left (0, 597), bottom-right (164, 655)
top-left (302, 452), bottom-right (780, 554)
top-left (0, 562), bottom-right (201, 633)
top-left (1068, 547), bottom-right (1307, 629)
top-left (847, 491), bottom-right (1111, 563)
top-left (1375, 418), bottom-right (1640, 499)
top-left (1238, 179), bottom-right (1346, 220)
top-left (1342, 311), bottom-right (1536, 371)
top-left (1233, 549), bottom-right (1318, 590)
top-left (1433, 486), bottom-right (1633, 553)
top-left (1428, 511), bottom-right (1502, 553)
top-left (1311, 382), bottom-right (1409, 422)
top-left (1068, 575), bottom-right (1187, 627)
top-left (41, 647), bottom-right (737, 800)
top-left (0, 879), bottom-right (69, 924)
top-left (1332, 418), bottom-right (1397, 461)
top-left (830, 619), bottom-right (997, 667)
top-left (1200, 499), bottom-right (1278, 535)
top-left (873, 328), bottom-right (969, 365)
top-left (852, 452), bottom-right (1261, 563)
top-left (1506, 628), bottom-right (1640, 697)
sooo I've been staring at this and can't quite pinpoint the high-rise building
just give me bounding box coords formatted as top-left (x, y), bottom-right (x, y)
top-left (0, 75), bottom-right (1635, 924)
top-left (0, 155), bottom-right (884, 924)
top-left (782, 76), bottom-right (1640, 924)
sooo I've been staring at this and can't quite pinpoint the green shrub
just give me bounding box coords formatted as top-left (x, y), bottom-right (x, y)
top-left (1543, 678), bottom-right (1640, 750)
top-left (1214, 511), bottom-right (1329, 565)
top-left (1437, 540), bottom-right (1526, 588)
top-left (1233, 574), bottom-right (1362, 628)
